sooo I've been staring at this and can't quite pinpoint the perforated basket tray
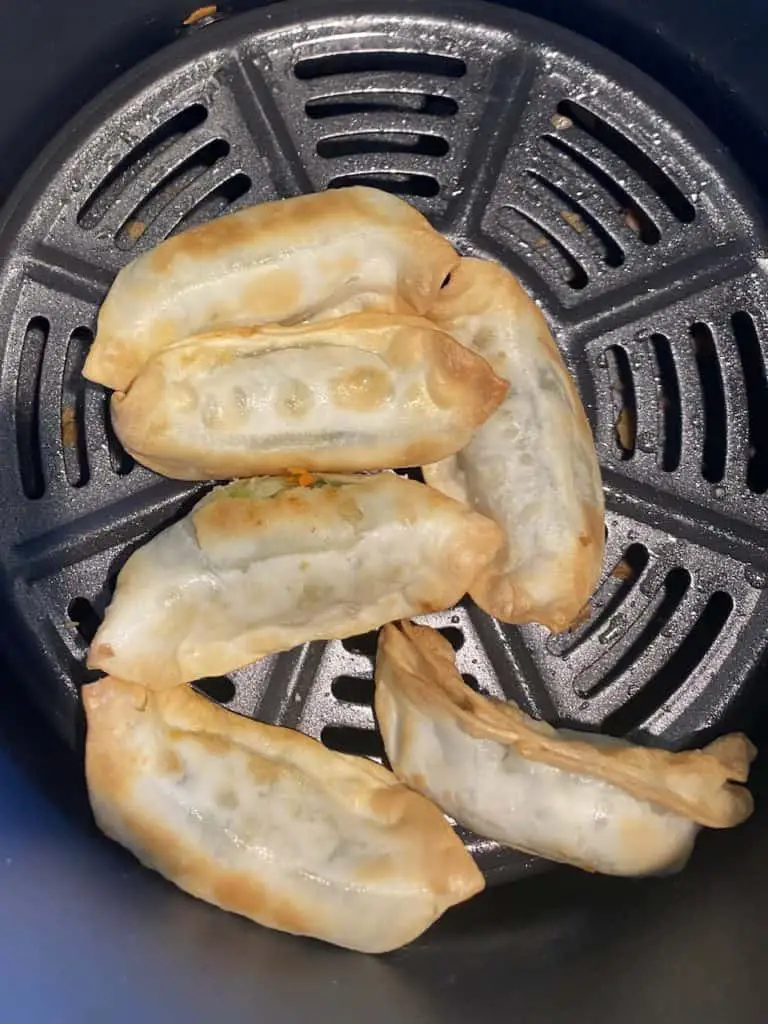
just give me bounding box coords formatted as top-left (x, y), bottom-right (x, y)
top-left (1, 0), bottom-right (767, 884)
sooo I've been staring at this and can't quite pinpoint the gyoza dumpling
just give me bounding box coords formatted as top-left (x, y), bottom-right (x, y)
top-left (423, 258), bottom-right (604, 631)
top-left (110, 312), bottom-right (508, 480)
top-left (83, 678), bottom-right (484, 953)
top-left (88, 474), bottom-right (503, 688)
top-left (83, 187), bottom-right (458, 393)
top-left (375, 622), bottom-right (755, 876)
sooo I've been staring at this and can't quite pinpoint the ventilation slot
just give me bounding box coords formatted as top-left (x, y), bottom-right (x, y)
top-left (328, 172), bottom-right (439, 197)
top-left (731, 311), bottom-right (768, 493)
top-left (89, 387), bottom-right (132, 477)
top-left (115, 139), bottom-right (231, 250)
top-left (331, 675), bottom-right (374, 705)
top-left (461, 673), bottom-right (489, 696)
top-left (104, 397), bottom-right (134, 476)
top-left (556, 100), bottom-right (695, 224)
top-left (690, 322), bottom-right (727, 483)
top-left (497, 206), bottom-right (588, 289)
top-left (294, 52), bottom-right (466, 80)
top-left (317, 132), bottom-right (449, 159)
top-left (306, 93), bottom-right (458, 119)
top-left (548, 544), bottom-right (650, 656)
top-left (67, 597), bottom-right (102, 645)
top-left (78, 104), bottom-right (208, 228)
top-left (321, 726), bottom-right (386, 760)
top-left (15, 316), bottom-right (49, 499)
top-left (194, 676), bottom-right (236, 704)
top-left (541, 134), bottom-right (660, 244)
top-left (606, 345), bottom-right (637, 459)
top-left (60, 327), bottom-right (92, 488)
top-left (604, 591), bottom-right (734, 735)
top-left (580, 567), bottom-right (691, 697)
top-left (341, 631), bottom-right (378, 660)
top-left (168, 173), bottom-right (253, 237)
top-left (438, 626), bottom-right (464, 651)
top-left (527, 171), bottom-right (624, 267)
top-left (649, 333), bottom-right (682, 472)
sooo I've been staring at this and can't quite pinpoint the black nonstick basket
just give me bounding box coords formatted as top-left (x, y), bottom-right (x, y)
top-left (0, 0), bottom-right (766, 886)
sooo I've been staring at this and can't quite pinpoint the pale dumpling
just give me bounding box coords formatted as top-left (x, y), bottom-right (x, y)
top-left (83, 187), bottom-right (458, 392)
top-left (87, 474), bottom-right (503, 687)
top-left (83, 678), bottom-right (484, 953)
top-left (375, 622), bottom-right (755, 876)
top-left (423, 258), bottom-right (604, 631)
top-left (110, 313), bottom-right (508, 480)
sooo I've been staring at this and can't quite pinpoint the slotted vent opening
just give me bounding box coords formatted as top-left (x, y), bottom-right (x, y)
top-left (604, 591), bottom-right (734, 735)
top-left (77, 104), bottom-right (208, 228)
top-left (497, 206), bottom-right (588, 289)
top-left (331, 675), bottom-right (375, 705)
top-left (541, 133), bottom-right (661, 244)
top-left (168, 173), bottom-right (253, 236)
top-left (731, 311), bottom-right (768, 493)
top-left (548, 543), bottom-right (650, 656)
top-left (321, 725), bottom-right (386, 760)
top-left (649, 333), bottom-right (682, 472)
top-left (294, 51), bottom-right (467, 80)
top-left (306, 92), bottom-right (458, 119)
top-left (328, 171), bottom-right (439, 197)
top-left (194, 676), bottom-right (237, 704)
top-left (115, 138), bottom-right (231, 250)
top-left (67, 596), bottom-right (102, 645)
top-left (606, 345), bottom-right (637, 459)
top-left (527, 170), bottom-right (624, 267)
top-left (103, 395), bottom-right (134, 476)
top-left (341, 631), bottom-right (378, 660)
top-left (438, 626), bottom-right (464, 651)
top-left (15, 316), bottom-right (49, 500)
top-left (317, 131), bottom-right (449, 159)
top-left (462, 673), bottom-right (489, 696)
top-left (690, 321), bottom-right (727, 483)
top-left (556, 100), bottom-right (695, 224)
top-left (580, 567), bottom-right (691, 697)
top-left (60, 327), bottom-right (93, 488)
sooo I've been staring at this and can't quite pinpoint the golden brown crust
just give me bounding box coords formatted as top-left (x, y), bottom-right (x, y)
top-left (86, 474), bottom-right (504, 688)
top-left (376, 622), bottom-right (755, 829)
top-left (110, 313), bottom-right (507, 480)
top-left (423, 257), bottom-right (605, 632)
top-left (189, 473), bottom-right (502, 562)
top-left (84, 187), bottom-right (459, 392)
top-left (83, 678), bottom-right (484, 951)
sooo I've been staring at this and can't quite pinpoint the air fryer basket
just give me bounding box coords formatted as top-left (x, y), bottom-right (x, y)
top-left (0, 0), bottom-right (766, 884)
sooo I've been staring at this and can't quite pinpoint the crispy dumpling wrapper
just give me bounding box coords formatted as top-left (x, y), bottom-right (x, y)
top-left (84, 186), bottom-right (458, 392)
top-left (423, 258), bottom-right (605, 631)
top-left (83, 678), bottom-right (484, 953)
top-left (110, 312), bottom-right (508, 480)
top-left (88, 474), bottom-right (503, 687)
top-left (375, 622), bottom-right (755, 876)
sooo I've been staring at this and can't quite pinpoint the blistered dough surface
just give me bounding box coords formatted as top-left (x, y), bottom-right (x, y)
top-left (84, 678), bottom-right (483, 952)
